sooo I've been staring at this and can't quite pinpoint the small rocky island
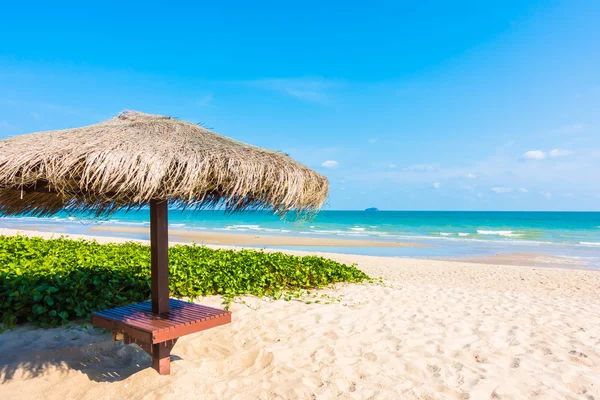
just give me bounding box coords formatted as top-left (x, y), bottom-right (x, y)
top-left (365, 207), bottom-right (379, 212)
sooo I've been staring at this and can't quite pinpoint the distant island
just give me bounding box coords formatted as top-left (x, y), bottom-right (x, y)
top-left (365, 207), bottom-right (379, 212)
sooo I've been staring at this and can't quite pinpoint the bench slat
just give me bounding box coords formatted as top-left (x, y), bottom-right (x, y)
top-left (91, 298), bottom-right (231, 345)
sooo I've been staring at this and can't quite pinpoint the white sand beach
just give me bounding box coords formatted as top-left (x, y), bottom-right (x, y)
top-left (1, 229), bottom-right (600, 399)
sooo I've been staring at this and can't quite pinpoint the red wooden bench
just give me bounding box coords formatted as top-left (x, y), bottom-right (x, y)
top-left (91, 298), bottom-right (231, 374)
top-left (88, 200), bottom-right (233, 374)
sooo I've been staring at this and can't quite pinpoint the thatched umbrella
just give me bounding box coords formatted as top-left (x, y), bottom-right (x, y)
top-left (0, 110), bottom-right (328, 374)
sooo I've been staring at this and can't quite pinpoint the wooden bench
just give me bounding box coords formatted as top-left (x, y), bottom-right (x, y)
top-left (91, 298), bottom-right (232, 374)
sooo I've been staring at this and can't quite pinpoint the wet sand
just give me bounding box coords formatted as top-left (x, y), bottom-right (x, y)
top-left (88, 225), bottom-right (427, 248)
top-left (445, 252), bottom-right (593, 269)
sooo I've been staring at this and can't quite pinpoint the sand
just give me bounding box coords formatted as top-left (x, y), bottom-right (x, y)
top-left (447, 252), bottom-right (593, 269)
top-left (89, 225), bottom-right (426, 248)
top-left (1, 229), bottom-right (600, 399)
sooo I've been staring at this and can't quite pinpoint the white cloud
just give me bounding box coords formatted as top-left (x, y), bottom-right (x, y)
top-left (548, 149), bottom-right (573, 158)
top-left (335, 137), bottom-right (600, 206)
top-left (388, 164), bottom-right (397, 168)
top-left (491, 187), bottom-right (513, 193)
top-left (564, 193), bottom-right (576, 198)
top-left (30, 112), bottom-right (40, 119)
top-left (196, 94), bottom-right (213, 107)
top-left (368, 138), bottom-right (378, 144)
top-left (522, 149), bottom-right (573, 160)
top-left (523, 150), bottom-right (546, 160)
top-left (0, 121), bottom-right (10, 128)
top-left (477, 193), bottom-right (483, 198)
top-left (466, 173), bottom-right (477, 179)
top-left (321, 160), bottom-right (339, 168)
top-left (432, 182), bottom-right (441, 189)
top-left (540, 191), bottom-right (552, 199)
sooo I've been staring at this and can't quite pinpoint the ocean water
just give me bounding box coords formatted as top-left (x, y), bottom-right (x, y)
top-left (1, 211), bottom-right (599, 262)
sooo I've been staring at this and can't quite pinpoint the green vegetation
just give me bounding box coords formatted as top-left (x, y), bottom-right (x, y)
top-left (0, 235), bottom-right (369, 328)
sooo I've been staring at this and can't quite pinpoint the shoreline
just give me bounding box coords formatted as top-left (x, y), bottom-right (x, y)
top-left (88, 225), bottom-right (428, 248)
top-left (1, 216), bottom-right (599, 268)
top-left (0, 227), bottom-right (594, 271)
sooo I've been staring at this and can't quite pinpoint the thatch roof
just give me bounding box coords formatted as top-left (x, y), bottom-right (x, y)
top-left (0, 111), bottom-right (329, 217)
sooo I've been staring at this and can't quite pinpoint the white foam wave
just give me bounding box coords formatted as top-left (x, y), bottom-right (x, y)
top-left (579, 242), bottom-right (600, 246)
top-left (310, 229), bottom-right (346, 235)
top-left (219, 225), bottom-right (294, 235)
top-left (458, 233), bottom-right (470, 236)
top-left (439, 232), bottom-right (451, 236)
top-left (477, 230), bottom-right (521, 237)
top-left (110, 220), bottom-right (150, 226)
top-left (229, 224), bottom-right (261, 229)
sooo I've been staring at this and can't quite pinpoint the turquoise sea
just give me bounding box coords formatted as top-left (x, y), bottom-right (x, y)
top-left (1, 211), bottom-right (599, 264)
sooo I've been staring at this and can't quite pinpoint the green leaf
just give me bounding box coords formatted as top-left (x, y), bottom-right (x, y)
top-left (0, 235), bottom-right (369, 328)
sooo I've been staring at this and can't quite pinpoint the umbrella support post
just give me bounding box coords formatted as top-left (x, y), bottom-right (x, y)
top-left (150, 199), bottom-right (170, 315)
top-left (149, 199), bottom-right (171, 373)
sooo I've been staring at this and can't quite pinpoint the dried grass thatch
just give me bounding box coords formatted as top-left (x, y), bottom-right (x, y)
top-left (0, 111), bottom-right (329, 217)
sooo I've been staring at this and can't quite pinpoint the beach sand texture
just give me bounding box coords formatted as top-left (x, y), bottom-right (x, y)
top-left (1, 231), bottom-right (600, 399)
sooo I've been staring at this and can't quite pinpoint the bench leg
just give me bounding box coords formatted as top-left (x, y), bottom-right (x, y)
top-left (112, 331), bottom-right (178, 375)
top-left (152, 343), bottom-right (171, 375)
top-left (151, 340), bottom-right (178, 375)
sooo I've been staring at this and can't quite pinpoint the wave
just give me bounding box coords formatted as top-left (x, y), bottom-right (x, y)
top-left (107, 220), bottom-right (150, 226)
top-left (2, 215), bottom-right (154, 226)
top-left (476, 230), bottom-right (522, 237)
top-left (2, 214), bottom-right (599, 249)
top-left (226, 224), bottom-right (261, 230)
top-left (216, 225), bottom-right (294, 235)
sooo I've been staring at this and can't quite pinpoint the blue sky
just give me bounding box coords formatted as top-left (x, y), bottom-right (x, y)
top-left (1, 0), bottom-right (599, 211)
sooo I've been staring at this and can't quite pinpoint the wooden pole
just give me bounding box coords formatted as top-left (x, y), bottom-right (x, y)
top-left (150, 199), bottom-right (170, 314)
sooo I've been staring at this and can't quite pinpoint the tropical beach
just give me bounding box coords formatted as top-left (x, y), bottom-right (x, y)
top-left (0, 133), bottom-right (599, 399)
top-left (2, 1), bottom-right (600, 399)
